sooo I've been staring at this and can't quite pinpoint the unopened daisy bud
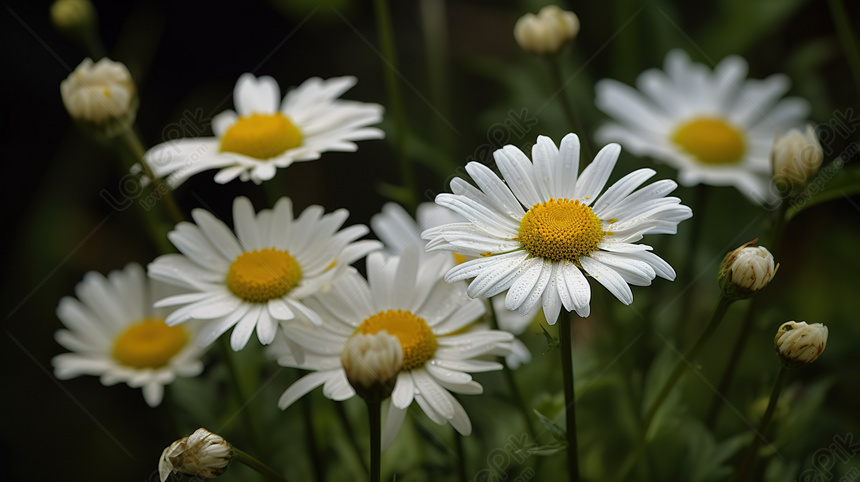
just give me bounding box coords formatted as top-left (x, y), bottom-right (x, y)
top-left (61, 57), bottom-right (137, 136)
top-left (514, 5), bottom-right (580, 55)
top-left (718, 241), bottom-right (777, 300)
top-left (341, 331), bottom-right (403, 402)
top-left (50, 0), bottom-right (96, 38)
top-left (772, 125), bottom-right (823, 191)
top-left (775, 321), bottom-right (828, 368)
top-left (159, 428), bottom-right (232, 481)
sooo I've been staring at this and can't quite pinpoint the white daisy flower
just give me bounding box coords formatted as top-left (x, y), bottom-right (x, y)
top-left (422, 133), bottom-right (692, 325)
top-left (147, 196), bottom-right (381, 350)
top-left (270, 244), bottom-right (512, 449)
top-left (144, 73), bottom-right (384, 187)
top-left (52, 263), bottom-right (205, 407)
top-left (371, 202), bottom-right (537, 368)
top-left (595, 49), bottom-right (810, 204)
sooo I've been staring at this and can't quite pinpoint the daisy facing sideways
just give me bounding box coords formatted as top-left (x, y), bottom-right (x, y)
top-left (422, 133), bottom-right (692, 325)
top-left (270, 244), bottom-right (513, 449)
top-left (145, 73), bottom-right (384, 186)
top-left (52, 263), bottom-right (205, 407)
top-left (371, 202), bottom-right (537, 368)
top-left (595, 49), bottom-right (809, 204)
top-left (147, 196), bottom-right (381, 350)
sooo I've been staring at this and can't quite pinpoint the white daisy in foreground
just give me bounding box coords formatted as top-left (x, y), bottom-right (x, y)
top-left (145, 73), bottom-right (384, 187)
top-left (148, 196), bottom-right (381, 350)
top-left (271, 245), bottom-right (513, 449)
top-left (595, 49), bottom-right (810, 204)
top-left (372, 202), bottom-right (537, 368)
top-left (422, 133), bottom-right (692, 325)
top-left (52, 263), bottom-right (205, 407)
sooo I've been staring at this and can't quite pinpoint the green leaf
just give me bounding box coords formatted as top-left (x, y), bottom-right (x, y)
top-left (520, 440), bottom-right (568, 457)
top-left (539, 323), bottom-right (559, 353)
top-left (786, 163), bottom-right (860, 221)
top-left (533, 408), bottom-right (566, 442)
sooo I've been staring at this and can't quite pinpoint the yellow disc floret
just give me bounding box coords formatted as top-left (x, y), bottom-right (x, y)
top-left (220, 113), bottom-right (303, 159)
top-left (112, 317), bottom-right (188, 369)
top-left (357, 310), bottom-right (437, 370)
top-left (226, 248), bottom-right (302, 303)
top-left (673, 117), bottom-right (745, 165)
top-left (518, 198), bottom-right (606, 261)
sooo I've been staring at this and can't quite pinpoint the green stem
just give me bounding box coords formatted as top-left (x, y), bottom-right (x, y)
top-left (547, 55), bottom-right (592, 163)
top-left (735, 366), bottom-right (789, 482)
top-left (373, 0), bottom-right (417, 211)
top-left (217, 338), bottom-right (265, 455)
top-left (706, 199), bottom-right (788, 428)
top-left (827, 0), bottom-right (860, 99)
top-left (559, 311), bottom-right (580, 482)
top-left (233, 447), bottom-right (289, 482)
top-left (366, 400), bottom-right (382, 482)
top-left (614, 295), bottom-right (733, 481)
top-left (335, 401), bottom-right (369, 474)
top-left (121, 129), bottom-right (184, 225)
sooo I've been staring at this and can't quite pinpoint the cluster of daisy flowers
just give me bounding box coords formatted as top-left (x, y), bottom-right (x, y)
top-left (50, 2), bottom-right (832, 478)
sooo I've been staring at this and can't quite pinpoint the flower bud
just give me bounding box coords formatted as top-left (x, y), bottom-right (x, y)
top-left (60, 57), bottom-right (137, 136)
top-left (775, 321), bottom-right (828, 367)
top-left (50, 0), bottom-right (96, 38)
top-left (771, 125), bottom-right (823, 191)
top-left (718, 240), bottom-right (777, 300)
top-left (341, 332), bottom-right (403, 402)
top-left (514, 6), bottom-right (580, 55)
top-left (159, 428), bottom-right (232, 481)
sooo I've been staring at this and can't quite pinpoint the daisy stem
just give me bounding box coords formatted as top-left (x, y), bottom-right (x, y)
top-left (297, 371), bottom-right (326, 482)
top-left (486, 302), bottom-right (539, 443)
top-left (547, 56), bottom-right (592, 163)
top-left (706, 201), bottom-right (787, 428)
top-left (827, 0), bottom-right (860, 98)
top-left (454, 430), bottom-right (468, 482)
top-left (613, 295), bottom-right (733, 481)
top-left (559, 311), bottom-right (580, 482)
top-left (734, 365), bottom-right (789, 482)
top-left (120, 129), bottom-right (185, 225)
top-left (366, 399), bottom-right (382, 482)
top-left (233, 447), bottom-right (289, 482)
top-left (373, 0), bottom-right (418, 210)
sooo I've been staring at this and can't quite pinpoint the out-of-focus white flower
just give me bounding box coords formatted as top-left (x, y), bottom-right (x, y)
top-left (595, 50), bottom-right (810, 205)
top-left (144, 74), bottom-right (383, 187)
top-left (774, 321), bottom-right (828, 367)
top-left (514, 5), bottom-right (579, 55)
top-left (341, 331), bottom-right (403, 401)
top-left (771, 125), bottom-right (823, 190)
top-left (719, 241), bottom-right (777, 300)
top-left (159, 428), bottom-right (232, 481)
top-left (52, 264), bottom-right (205, 407)
top-left (61, 57), bottom-right (136, 128)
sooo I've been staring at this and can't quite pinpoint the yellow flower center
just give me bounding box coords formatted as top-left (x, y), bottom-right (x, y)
top-left (112, 317), bottom-right (188, 369)
top-left (226, 248), bottom-right (302, 303)
top-left (357, 310), bottom-right (437, 370)
top-left (672, 117), bottom-right (746, 165)
top-left (518, 198), bottom-right (606, 262)
top-left (452, 253), bottom-right (469, 265)
top-left (220, 113), bottom-right (303, 159)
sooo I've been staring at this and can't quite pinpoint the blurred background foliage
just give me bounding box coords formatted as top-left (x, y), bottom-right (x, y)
top-left (1, 0), bottom-right (859, 480)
